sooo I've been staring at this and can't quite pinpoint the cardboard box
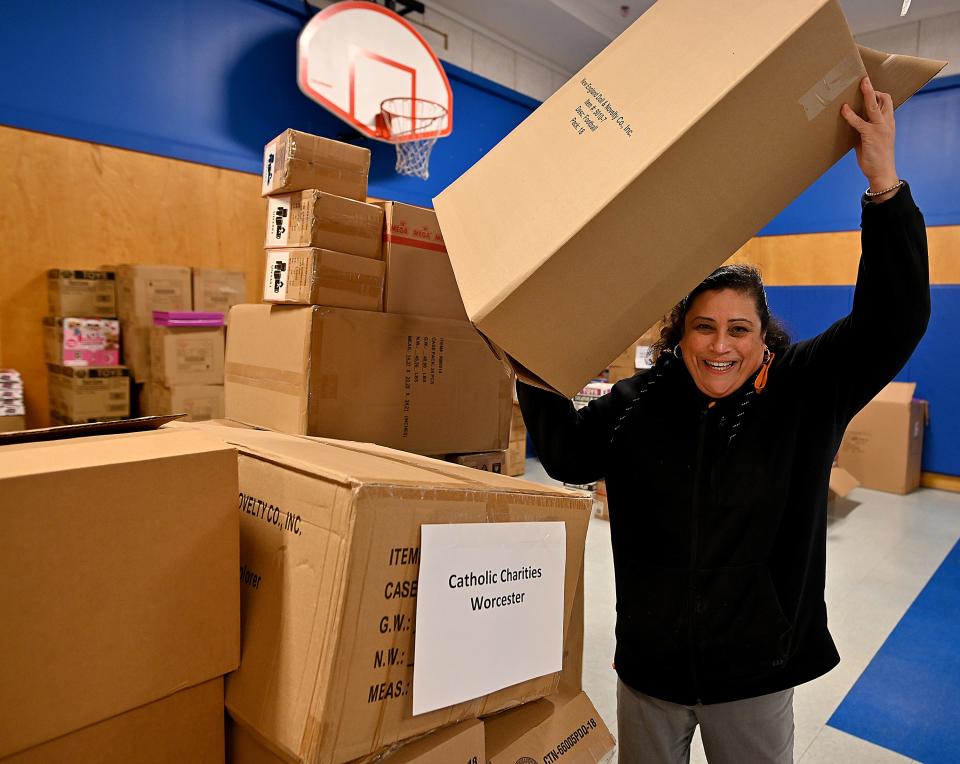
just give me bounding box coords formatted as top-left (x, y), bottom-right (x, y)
top-left (193, 268), bottom-right (247, 315)
top-left (149, 326), bottom-right (226, 386)
top-left (446, 450), bottom-right (506, 473)
top-left (828, 466), bottom-right (859, 503)
top-left (43, 316), bottom-right (121, 367)
top-left (506, 440), bottom-right (526, 478)
top-left (114, 265), bottom-right (193, 326)
top-left (433, 1), bottom-right (943, 397)
top-left (262, 128), bottom-right (370, 200)
top-left (5, 678), bottom-right (225, 764)
top-left (142, 383), bottom-right (225, 421)
top-left (176, 422), bottom-right (591, 764)
top-left (375, 201), bottom-right (467, 321)
top-left (484, 690), bottom-right (616, 764)
top-left (121, 322), bottom-right (152, 382)
top-left (265, 191), bottom-right (383, 259)
top-left (225, 304), bottom-right (513, 455)
top-left (0, 427), bottom-right (239, 758)
top-left (593, 481), bottom-right (609, 520)
top-left (263, 248), bottom-right (385, 310)
top-left (509, 402), bottom-right (526, 443)
top-left (47, 364), bottom-right (130, 422)
top-left (838, 382), bottom-right (927, 494)
top-left (46, 268), bottom-right (117, 317)
top-left (0, 415), bottom-right (26, 433)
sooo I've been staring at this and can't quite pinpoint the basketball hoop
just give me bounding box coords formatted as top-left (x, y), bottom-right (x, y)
top-left (379, 97), bottom-right (448, 180)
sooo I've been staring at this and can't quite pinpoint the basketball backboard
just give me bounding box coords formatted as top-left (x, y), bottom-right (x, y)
top-left (298, 1), bottom-right (453, 143)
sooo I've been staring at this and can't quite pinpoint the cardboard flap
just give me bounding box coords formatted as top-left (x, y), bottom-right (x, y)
top-left (829, 466), bottom-right (859, 498)
top-left (874, 381), bottom-right (916, 404)
top-left (857, 46), bottom-right (947, 108)
top-left (0, 414), bottom-right (183, 446)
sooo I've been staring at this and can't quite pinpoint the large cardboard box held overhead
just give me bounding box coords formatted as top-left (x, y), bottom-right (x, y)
top-left (225, 304), bottom-right (513, 455)
top-left (484, 690), bottom-right (615, 764)
top-left (175, 422), bottom-right (591, 764)
top-left (433, 0), bottom-right (944, 396)
top-left (0, 426), bottom-right (239, 758)
top-left (5, 678), bottom-right (225, 764)
top-left (375, 201), bottom-right (468, 321)
top-left (838, 381), bottom-right (927, 494)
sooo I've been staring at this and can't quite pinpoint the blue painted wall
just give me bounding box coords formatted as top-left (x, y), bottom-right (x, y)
top-left (1, 0), bottom-right (958, 473)
top-left (767, 286), bottom-right (960, 476)
top-left (0, 0), bottom-right (537, 209)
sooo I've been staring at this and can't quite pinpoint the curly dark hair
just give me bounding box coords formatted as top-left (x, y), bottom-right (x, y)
top-left (650, 264), bottom-right (791, 364)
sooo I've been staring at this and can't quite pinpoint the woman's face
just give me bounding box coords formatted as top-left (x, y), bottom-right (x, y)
top-left (678, 288), bottom-right (766, 399)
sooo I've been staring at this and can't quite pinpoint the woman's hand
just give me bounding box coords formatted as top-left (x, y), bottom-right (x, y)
top-left (841, 76), bottom-right (900, 201)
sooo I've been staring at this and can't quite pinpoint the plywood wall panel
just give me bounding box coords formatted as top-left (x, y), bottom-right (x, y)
top-left (0, 126), bottom-right (266, 426)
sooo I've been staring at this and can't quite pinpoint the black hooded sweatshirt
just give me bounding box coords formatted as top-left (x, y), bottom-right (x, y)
top-left (518, 185), bottom-right (929, 705)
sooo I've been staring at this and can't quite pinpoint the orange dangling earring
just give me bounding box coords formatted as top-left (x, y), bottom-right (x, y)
top-left (754, 347), bottom-right (774, 393)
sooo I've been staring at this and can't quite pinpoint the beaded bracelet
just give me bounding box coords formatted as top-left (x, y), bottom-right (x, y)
top-left (864, 179), bottom-right (904, 197)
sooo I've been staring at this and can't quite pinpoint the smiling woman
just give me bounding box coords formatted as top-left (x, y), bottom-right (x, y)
top-left (517, 76), bottom-right (932, 763)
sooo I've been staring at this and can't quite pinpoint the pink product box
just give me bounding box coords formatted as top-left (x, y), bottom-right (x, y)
top-left (152, 311), bottom-right (225, 327)
top-left (44, 317), bottom-right (121, 367)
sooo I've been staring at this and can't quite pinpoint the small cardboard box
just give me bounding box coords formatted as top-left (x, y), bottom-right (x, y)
top-left (5, 678), bottom-right (225, 764)
top-left (115, 265), bottom-right (193, 326)
top-left (192, 268), bottom-right (247, 315)
top-left (446, 450), bottom-right (506, 473)
top-left (142, 383), bottom-right (225, 421)
top-left (433, 1), bottom-right (943, 396)
top-left (47, 364), bottom-right (130, 422)
top-left (43, 316), bottom-right (121, 367)
top-left (176, 422), bottom-right (591, 764)
top-left (46, 268), bottom-right (117, 318)
top-left (262, 128), bottom-right (370, 200)
top-left (375, 201), bottom-right (468, 321)
top-left (509, 402), bottom-right (526, 443)
top-left (149, 326), bottom-right (226, 386)
top-left (484, 690), bottom-right (616, 764)
top-left (225, 304), bottom-right (513, 455)
top-left (838, 382), bottom-right (927, 494)
top-left (121, 322), bottom-right (152, 382)
top-left (262, 248), bottom-right (385, 310)
top-left (506, 440), bottom-right (526, 478)
top-left (828, 466), bottom-right (859, 503)
top-left (265, 191), bottom-right (383, 259)
top-left (0, 426), bottom-right (239, 758)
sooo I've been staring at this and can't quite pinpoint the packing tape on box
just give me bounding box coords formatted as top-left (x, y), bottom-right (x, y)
top-left (313, 265), bottom-right (383, 297)
top-left (799, 50), bottom-right (863, 120)
top-left (382, 233), bottom-right (447, 253)
top-left (224, 362), bottom-right (307, 396)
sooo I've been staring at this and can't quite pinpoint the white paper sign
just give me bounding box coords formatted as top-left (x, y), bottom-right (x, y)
top-left (263, 251), bottom-right (290, 301)
top-left (412, 521), bottom-right (566, 716)
top-left (267, 196), bottom-right (291, 246)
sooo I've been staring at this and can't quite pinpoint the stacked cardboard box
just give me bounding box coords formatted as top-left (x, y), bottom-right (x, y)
top-left (507, 402), bottom-right (527, 477)
top-left (114, 264), bottom-right (193, 384)
top-left (140, 312), bottom-right (226, 421)
top-left (45, 268), bottom-right (130, 423)
top-left (193, 268), bottom-right (247, 316)
top-left (0, 423), bottom-right (239, 760)
top-left (0, 369), bottom-right (26, 432)
top-left (176, 421), bottom-right (607, 764)
top-left (227, 129), bottom-right (511, 457)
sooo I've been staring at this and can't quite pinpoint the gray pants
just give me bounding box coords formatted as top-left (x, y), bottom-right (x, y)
top-left (617, 680), bottom-right (794, 764)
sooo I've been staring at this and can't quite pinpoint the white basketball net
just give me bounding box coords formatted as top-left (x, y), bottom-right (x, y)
top-left (380, 97), bottom-right (448, 180)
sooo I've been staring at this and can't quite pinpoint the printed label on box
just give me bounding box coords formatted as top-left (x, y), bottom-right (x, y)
top-left (413, 521), bottom-right (566, 715)
top-left (268, 196), bottom-right (291, 245)
top-left (262, 140), bottom-right (278, 193)
top-left (264, 251), bottom-right (290, 300)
